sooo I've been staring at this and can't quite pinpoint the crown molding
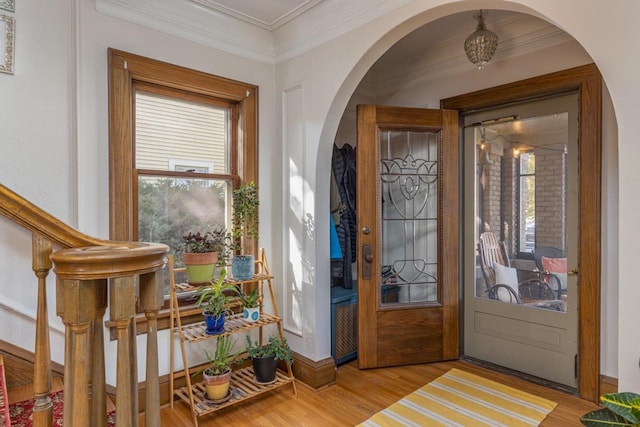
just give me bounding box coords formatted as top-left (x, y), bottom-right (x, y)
top-left (95, 1), bottom-right (576, 76)
top-left (95, 0), bottom-right (412, 65)
top-left (96, 0), bottom-right (277, 64)
top-left (273, 0), bottom-right (413, 63)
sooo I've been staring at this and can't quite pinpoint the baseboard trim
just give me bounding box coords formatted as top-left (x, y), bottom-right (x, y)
top-left (0, 339), bottom-right (64, 389)
top-left (290, 353), bottom-right (336, 389)
top-left (600, 374), bottom-right (618, 394)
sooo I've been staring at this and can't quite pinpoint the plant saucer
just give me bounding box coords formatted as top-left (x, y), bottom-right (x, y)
top-left (203, 388), bottom-right (233, 405)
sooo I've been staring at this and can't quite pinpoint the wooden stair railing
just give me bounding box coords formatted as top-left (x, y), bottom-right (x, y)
top-left (0, 184), bottom-right (169, 427)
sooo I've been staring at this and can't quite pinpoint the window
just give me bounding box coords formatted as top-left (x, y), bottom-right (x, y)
top-left (517, 151), bottom-right (535, 255)
top-left (108, 49), bottom-right (258, 303)
top-left (134, 87), bottom-right (234, 260)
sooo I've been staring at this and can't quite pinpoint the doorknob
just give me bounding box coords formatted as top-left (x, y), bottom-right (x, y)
top-left (362, 227), bottom-right (371, 235)
top-left (365, 254), bottom-right (373, 262)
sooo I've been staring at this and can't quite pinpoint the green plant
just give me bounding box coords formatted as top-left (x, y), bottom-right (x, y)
top-left (580, 392), bottom-right (640, 426)
top-left (194, 269), bottom-right (238, 316)
top-left (244, 335), bottom-right (293, 365)
top-left (203, 335), bottom-right (239, 376)
top-left (177, 229), bottom-right (232, 266)
top-left (239, 288), bottom-right (260, 309)
top-left (231, 182), bottom-right (260, 253)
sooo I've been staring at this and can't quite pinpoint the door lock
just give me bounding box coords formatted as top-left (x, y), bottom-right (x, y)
top-left (362, 244), bottom-right (373, 279)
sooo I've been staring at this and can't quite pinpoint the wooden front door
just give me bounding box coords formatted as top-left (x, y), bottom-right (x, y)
top-left (357, 105), bottom-right (459, 369)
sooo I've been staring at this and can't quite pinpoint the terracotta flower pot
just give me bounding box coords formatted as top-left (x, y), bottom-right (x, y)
top-left (183, 252), bottom-right (218, 284)
top-left (203, 369), bottom-right (231, 400)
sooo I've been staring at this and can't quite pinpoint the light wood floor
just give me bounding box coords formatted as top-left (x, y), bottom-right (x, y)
top-left (143, 359), bottom-right (601, 426)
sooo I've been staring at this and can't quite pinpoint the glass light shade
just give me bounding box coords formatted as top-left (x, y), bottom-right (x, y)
top-left (464, 11), bottom-right (498, 69)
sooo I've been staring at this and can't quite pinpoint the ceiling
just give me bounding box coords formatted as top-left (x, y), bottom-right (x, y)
top-left (189, 0), bottom-right (325, 30)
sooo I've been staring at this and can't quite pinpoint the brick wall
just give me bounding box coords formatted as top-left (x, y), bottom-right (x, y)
top-left (477, 145), bottom-right (566, 258)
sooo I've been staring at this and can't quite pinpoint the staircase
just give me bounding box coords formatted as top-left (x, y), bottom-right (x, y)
top-left (0, 184), bottom-right (169, 427)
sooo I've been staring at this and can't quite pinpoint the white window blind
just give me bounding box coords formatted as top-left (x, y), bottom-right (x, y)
top-left (135, 91), bottom-right (229, 173)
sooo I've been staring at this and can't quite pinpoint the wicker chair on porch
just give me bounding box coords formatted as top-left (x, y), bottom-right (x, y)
top-left (478, 231), bottom-right (557, 304)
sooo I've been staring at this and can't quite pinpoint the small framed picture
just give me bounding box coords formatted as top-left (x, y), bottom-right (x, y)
top-left (0, 0), bottom-right (14, 13)
top-left (0, 14), bottom-right (14, 74)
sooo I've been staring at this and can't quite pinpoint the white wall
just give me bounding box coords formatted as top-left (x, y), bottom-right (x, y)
top-left (0, 0), bottom-right (75, 364)
top-left (277, 0), bottom-right (636, 391)
top-left (0, 0), bottom-right (277, 385)
top-left (0, 0), bottom-right (635, 393)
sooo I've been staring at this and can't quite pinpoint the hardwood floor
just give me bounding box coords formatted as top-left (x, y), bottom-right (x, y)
top-left (143, 359), bottom-right (601, 426)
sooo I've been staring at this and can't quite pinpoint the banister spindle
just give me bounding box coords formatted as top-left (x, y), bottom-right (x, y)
top-left (139, 270), bottom-right (163, 427)
top-left (31, 234), bottom-right (53, 427)
top-left (110, 276), bottom-right (137, 427)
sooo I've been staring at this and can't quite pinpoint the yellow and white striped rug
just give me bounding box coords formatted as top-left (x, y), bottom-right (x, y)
top-left (359, 368), bottom-right (557, 427)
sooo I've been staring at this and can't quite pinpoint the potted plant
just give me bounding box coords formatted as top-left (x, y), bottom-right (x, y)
top-left (195, 269), bottom-right (238, 335)
top-left (239, 287), bottom-right (261, 323)
top-left (230, 182), bottom-right (260, 280)
top-left (177, 229), bottom-right (231, 284)
top-left (580, 392), bottom-right (640, 426)
top-left (244, 335), bottom-right (293, 384)
top-left (201, 335), bottom-right (239, 401)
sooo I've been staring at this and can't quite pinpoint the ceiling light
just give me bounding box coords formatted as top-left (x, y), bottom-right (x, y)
top-left (464, 10), bottom-right (498, 69)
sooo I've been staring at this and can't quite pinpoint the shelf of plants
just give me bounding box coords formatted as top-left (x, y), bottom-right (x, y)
top-left (175, 367), bottom-right (295, 417)
top-left (178, 312), bottom-right (281, 344)
top-left (168, 249), bottom-right (297, 427)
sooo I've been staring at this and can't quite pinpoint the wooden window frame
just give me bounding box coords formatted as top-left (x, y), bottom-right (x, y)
top-left (107, 49), bottom-right (258, 335)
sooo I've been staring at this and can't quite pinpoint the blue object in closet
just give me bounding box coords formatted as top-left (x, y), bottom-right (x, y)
top-left (330, 215), bottom-right (343, 259)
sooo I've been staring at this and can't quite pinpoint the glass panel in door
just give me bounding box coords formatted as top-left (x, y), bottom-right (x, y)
top-left (379, 130), bottom-right (439, 306)
top-left (474, 113), bottom-right (569, 312)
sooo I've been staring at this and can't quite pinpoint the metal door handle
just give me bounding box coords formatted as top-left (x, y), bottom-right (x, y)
top-left (362, 244), bottom-right (373, 279)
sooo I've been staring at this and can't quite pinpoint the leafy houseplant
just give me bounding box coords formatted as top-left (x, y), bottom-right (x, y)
top-left (240, 288), bottom-right (261, 323)
top-left (195, 269), bottom-right (239, 335)
top-left (202, 335), bottom-right (239, 400)
top-left (244, 335), bottom-right (293, 384)
top-left (580, 392), bottom-right (640, 426)
top-left (177, 229), bottom-right (232, 284)
top-left (230, 182), bottom-right (260, 280)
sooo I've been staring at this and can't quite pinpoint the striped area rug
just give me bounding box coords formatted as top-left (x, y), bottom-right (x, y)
top-left (359, 368), bottom-right (557, 427)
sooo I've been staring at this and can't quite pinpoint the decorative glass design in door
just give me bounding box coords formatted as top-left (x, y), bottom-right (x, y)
top-left (379, 130), bottom-right (439, 305)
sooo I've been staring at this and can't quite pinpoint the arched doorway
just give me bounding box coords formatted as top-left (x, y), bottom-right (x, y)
top-left (318, 6), bottom-right (614, 403)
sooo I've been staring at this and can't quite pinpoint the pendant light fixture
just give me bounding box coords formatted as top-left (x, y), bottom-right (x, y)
top-left (464, 10), bottom-right (498, 69)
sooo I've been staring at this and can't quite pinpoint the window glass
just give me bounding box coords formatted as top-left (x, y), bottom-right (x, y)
top-left (134, 89), bottom-right (236, 295)
top-left (137, 176), bottom-right (230, 253)
top-left (518, 152), bottom-right (535, 253)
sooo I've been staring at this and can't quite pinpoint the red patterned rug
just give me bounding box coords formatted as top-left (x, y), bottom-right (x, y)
top-left (8, 390), bottom-right (115, 427)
